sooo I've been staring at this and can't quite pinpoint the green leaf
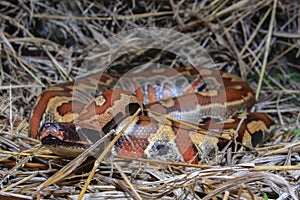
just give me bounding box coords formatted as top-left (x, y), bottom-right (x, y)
top-left (293, 129), bottom-right (300, 135)
top-left (291, 74), bottom-right (300, 82)
top-left (263, 193), bottom-right (269, 200)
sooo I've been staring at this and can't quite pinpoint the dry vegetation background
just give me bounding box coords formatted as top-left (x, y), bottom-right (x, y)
top-left (0, 0), bottom-right (300, 199)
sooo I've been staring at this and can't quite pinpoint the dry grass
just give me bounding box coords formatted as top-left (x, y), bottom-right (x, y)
top-left (0, 0), bottom-right (300, 199)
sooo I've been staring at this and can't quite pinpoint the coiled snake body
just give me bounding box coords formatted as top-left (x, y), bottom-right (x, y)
top-left (30, 67), bottom-right (274, 163)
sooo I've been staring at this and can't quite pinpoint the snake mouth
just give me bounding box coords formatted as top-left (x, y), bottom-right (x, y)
top-left (41, 135), bottom-right (86, 148)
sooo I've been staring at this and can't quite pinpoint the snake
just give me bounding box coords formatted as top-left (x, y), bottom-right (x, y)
top-left (29, 67), bottom-right (274, 163)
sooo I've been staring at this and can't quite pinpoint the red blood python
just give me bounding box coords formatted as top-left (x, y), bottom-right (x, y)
top-left (30, 67), bottom-right (274, 163)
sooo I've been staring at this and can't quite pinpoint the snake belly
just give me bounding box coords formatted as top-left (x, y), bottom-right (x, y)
top-left (30, 67), bottom-right (274, 163)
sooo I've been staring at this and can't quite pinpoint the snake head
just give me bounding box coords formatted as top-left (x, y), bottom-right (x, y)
top-left (38, 122), bottom-right (93, 157)
top-left (38, 123), bottom-right (76, 142)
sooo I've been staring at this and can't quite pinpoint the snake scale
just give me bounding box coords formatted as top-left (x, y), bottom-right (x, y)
top-left (30, 67), bottom-right (274, 163)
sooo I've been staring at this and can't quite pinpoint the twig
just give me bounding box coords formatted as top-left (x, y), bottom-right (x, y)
top-left (256, 0), bottom-right (278, 100)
